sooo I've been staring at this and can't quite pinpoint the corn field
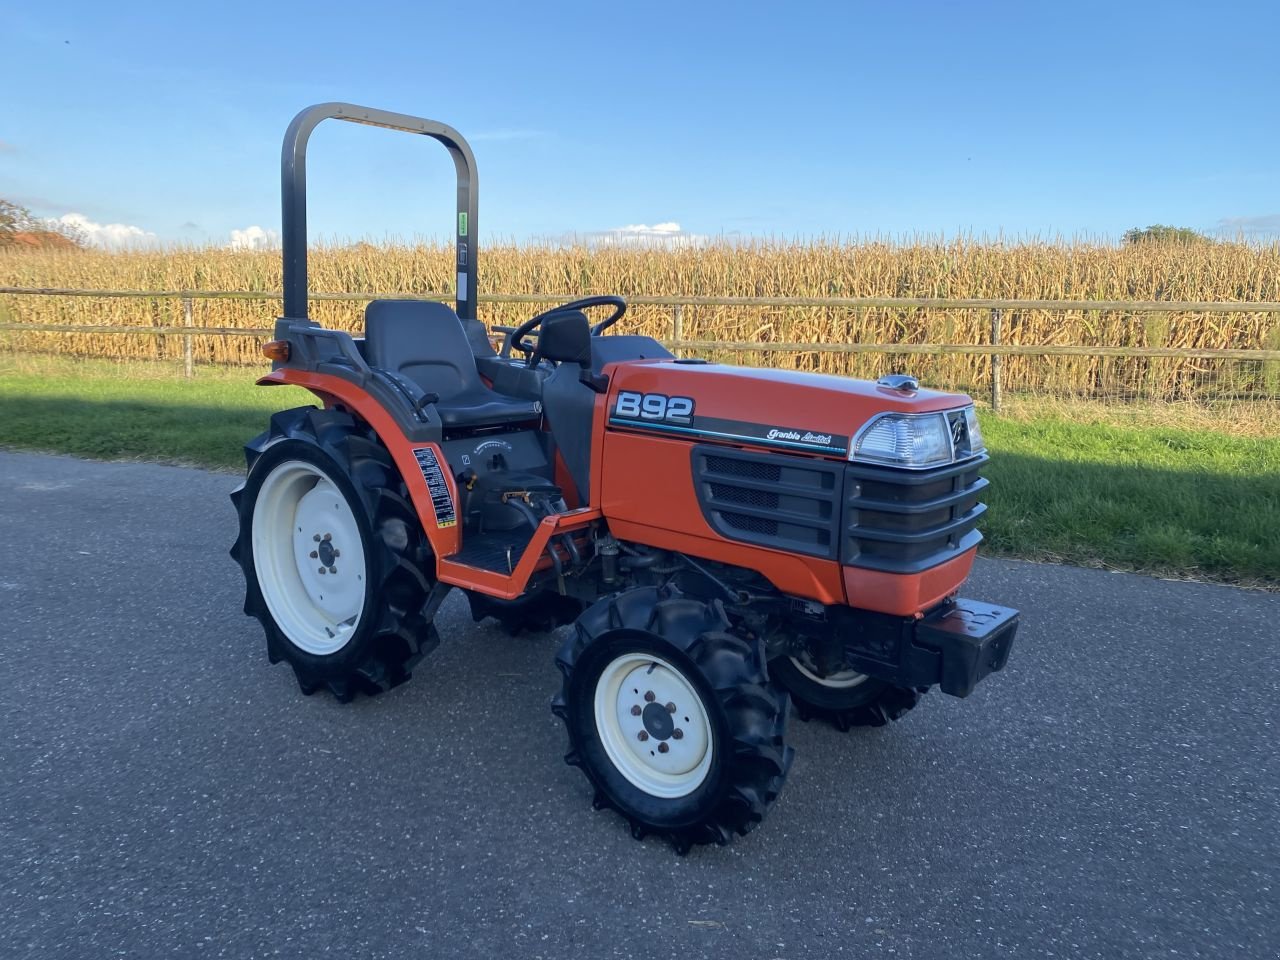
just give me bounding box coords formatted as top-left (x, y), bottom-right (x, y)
top-left (2, 238), bottom-right (1279, 404)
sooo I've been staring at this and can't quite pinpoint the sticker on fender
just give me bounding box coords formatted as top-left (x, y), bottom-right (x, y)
top-left (412, 447), bottom-right (457, 528)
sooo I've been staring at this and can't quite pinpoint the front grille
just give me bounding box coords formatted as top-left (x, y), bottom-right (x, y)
top-left (722, 511), bottom-right (780, 535)
top-left (709, 482), bottom-right (780, 509)
top-left (693, 444), bottom-right (989, 571)
top-left (693, 445), bottom-right (843, 559)
top-left (843, 455), bottom-right (989, 573)
top-left (705, 455), bottom-right (782, 483)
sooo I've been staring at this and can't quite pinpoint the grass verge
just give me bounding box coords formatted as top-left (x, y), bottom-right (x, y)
top-left (2, 354), bottom-right (1276, 587)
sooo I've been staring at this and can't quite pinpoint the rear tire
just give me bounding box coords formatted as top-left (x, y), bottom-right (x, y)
top-left (230, 407), bottom-right (438, 701)
top-left (770, 653), bottom-right (922, 731)
top-left (553, 584), bottom-right (792, 854)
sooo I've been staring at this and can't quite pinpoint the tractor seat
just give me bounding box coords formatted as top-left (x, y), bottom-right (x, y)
top-left (364, 299), bottom-right (541, 430)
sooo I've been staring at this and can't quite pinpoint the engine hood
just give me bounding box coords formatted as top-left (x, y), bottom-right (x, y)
top-left (604, 360), bottom-right (970, 459)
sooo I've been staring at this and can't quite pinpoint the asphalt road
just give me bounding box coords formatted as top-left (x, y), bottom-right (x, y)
top-left (1, 450), bottom-right (1276, 960)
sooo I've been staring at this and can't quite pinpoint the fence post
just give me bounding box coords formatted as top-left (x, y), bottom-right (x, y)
top-left (181, 297), bottom-right (194, 378)
top-left (671, 303), bottom-right (684, 357)
top-left (990, 307), bottom-right (1003, 412)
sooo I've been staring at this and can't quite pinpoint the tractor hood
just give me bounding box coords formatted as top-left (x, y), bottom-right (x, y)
top-left (604, 360), bottom-right (970, 460)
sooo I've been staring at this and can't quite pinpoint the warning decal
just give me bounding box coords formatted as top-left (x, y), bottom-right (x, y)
top-left (412, 447), bottom-right (457, 529)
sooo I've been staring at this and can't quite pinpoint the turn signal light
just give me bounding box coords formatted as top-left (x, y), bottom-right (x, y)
top-left (262, 340), bottom-right (291, 362)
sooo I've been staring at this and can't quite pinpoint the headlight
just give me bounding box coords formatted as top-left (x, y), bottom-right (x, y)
top-left (851, 406), bottom-right (985, 468)
top-left (852, 412), bottom-right (952, 468)
top-left (964, 405), bottom-right (986, 454)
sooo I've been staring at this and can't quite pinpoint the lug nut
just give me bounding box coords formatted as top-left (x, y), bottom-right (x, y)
top-left (658, 742), bottom-right (669, 754)
top-left (323, 533), bottom-right (332, 541)
top-left (630, 705), bottom-right (642, 716)
top-left (309, 550), bottom-right (318, 559)
top-left (644, 691), bottom-right (655, 702)
top-left (672, 728), bottom-right (684, 740)
top-left (637, 731), bottom-right (649, 742)
top-left (328, 566), bottom-right (337, 574)
top-left (332, 549), bottom-right (340, 558)
top-left (665, 702), bottom-right (676, 713)
top-left (318, 567), bottom-right (327, 575)
top-left (313, 534), bottom-right (321, 542)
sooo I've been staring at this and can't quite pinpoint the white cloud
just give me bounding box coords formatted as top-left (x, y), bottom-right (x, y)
top-left (227, 225), bottom-right (280, 250)
top-left (54, 212), bottom-right (156, 248)
top-left (596, 222), bottom-right (708, 248)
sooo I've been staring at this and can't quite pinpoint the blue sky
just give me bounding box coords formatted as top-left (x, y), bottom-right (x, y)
top-left (2, 0), bottom-right (1277, 248)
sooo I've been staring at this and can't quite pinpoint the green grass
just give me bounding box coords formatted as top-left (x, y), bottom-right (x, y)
top-left (980, 417), bottom-right (1278, 585)
top-left (1, 354), bottom-right (1276, 587)
top-left (0, 356), bottom-right (315, 470)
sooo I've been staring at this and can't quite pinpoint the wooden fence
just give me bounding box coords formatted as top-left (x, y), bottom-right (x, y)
top-left (2, 286), bottom-right (1279, 410)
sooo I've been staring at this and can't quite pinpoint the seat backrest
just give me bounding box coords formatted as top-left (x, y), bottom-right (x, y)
top-left (364, 299), bottom-right (481, 399)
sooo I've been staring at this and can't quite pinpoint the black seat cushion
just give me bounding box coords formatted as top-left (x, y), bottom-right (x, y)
top-left (432, 384), bottom-right (541, 429)
top-left (364, 300), bottom-right (541, 429)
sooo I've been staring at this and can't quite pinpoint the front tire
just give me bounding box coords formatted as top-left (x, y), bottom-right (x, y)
top-left (770, 652), bottom-right (922, 731)
top-left (230, 407), bottom-right (438, 701)
top-left (553, 585), bottom-right (792, 853)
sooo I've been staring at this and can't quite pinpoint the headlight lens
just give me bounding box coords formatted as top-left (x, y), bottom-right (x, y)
top-left (852, 405), bottom-right (984, 467)
top-left (853, 413), bottom-right (952, 467)
top-left (964, 405), bottom-right (986, 454)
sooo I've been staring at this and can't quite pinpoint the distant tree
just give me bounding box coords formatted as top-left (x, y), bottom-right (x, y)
top-left (0, 198), bottom-right (34, 242)
top-left (1122, 224), bottom-right (1211, 245)
top-left (0, 198), bottom-right (83, 248)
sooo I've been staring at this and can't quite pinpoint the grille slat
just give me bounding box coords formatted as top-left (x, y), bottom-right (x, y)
top-left (722, 511), bottom-right (780, 536)
top-left (693, 445), bottom-right (989, 571)
top-left (709, 482), bottom-right (779, 510)
top-left (694, 446), bottom-right (843, 559)
top-left (844, 454), bottom-right (989, 573)
top-left (705, 455), bottom-right (781, 483)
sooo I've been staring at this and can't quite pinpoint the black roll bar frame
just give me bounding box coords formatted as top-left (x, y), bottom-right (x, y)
top-left (280, 102), bottom-right (479, 323)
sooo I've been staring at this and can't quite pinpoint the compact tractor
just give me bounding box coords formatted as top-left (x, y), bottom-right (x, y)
top-left (231, 103), bottom-right (1020, 853)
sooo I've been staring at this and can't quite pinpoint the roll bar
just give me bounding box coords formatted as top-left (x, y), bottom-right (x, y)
top-left (280, 102), bottom-right (479, 322)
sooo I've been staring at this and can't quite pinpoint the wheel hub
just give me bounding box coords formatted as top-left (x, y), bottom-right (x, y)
top-left (594, 654), bottom-right (714, 798)
top-left (252, 460), bottom-right (368, 657)
top-left (790, 650), bottom-right (870, 689)
top-left (641, 701), bottom-right (675, 740)
top-left (317, 537), bottom-right (338, 568)
top-left (289, 481), bottom-right (363, 622)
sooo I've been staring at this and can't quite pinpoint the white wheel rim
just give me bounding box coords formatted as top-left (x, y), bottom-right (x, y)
top-left (593, 653), bottom-right (714, 799)
top-left (251, 459), bottom-right (367, 656)
top-left (789, 655), bottom-right (869, 689)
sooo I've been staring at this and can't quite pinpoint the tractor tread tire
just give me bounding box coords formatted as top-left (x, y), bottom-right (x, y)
top-left (772, 654), bottom-right (925, 731)
top-left (553, 584), bottom-right (793, 854)
top-left (230, 406), bottom-right (438, 701)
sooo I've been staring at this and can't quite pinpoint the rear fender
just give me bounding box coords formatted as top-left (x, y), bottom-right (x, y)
top-left (258, 368), bottom-right (604, 598)
top-left (257, 369), bottom-right (462, 559)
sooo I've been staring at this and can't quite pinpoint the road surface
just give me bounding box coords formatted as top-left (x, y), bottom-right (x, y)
top-left (1, 451), bottom-right (1275, 959)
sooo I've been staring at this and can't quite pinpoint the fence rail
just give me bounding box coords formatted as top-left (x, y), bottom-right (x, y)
top-left (3, 285), bottom-right (1280, 313)
top-left (2, 287), bottom-right (1279, 410)
top-left (0, 322), bottom-right (1273, 363)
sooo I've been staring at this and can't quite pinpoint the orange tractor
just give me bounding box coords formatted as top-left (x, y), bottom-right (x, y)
top-left (231, 103), bottom-right (1019, 852)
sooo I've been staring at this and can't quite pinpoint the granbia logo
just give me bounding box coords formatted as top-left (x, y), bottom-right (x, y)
top-left (766, 428), bottom-right (834, 445)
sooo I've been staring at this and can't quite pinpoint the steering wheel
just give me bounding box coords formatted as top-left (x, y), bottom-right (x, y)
top-left (506, 295), bottom-right (628, 365)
